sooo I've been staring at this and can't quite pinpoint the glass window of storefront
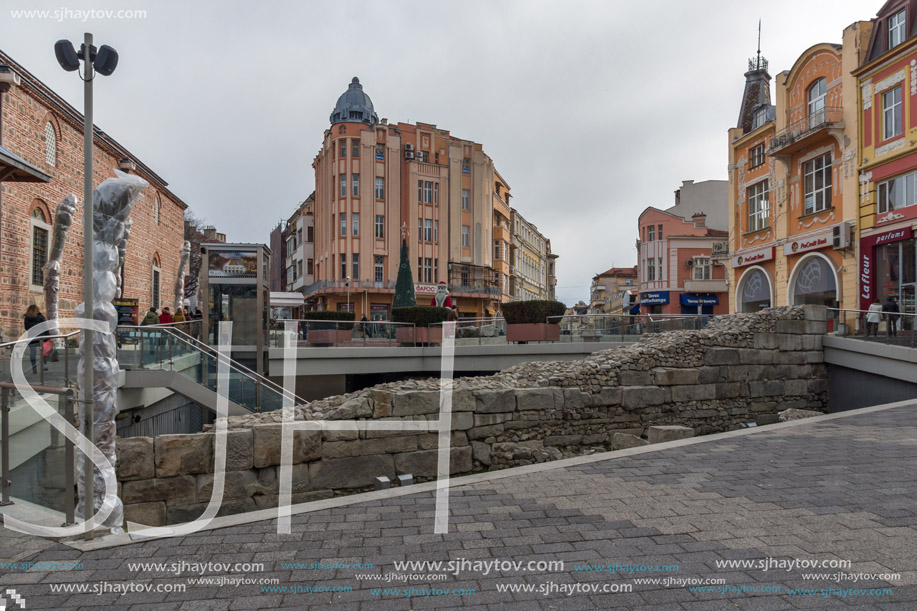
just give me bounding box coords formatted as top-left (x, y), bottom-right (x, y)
top-left (738, 268), bottom-right (772, 312)
top-left (876, 239), bottom-right (917, 320)
top-left (790, 255), bottom-right (837, 306)
top-left (209, 284), bottom-right (259, 346)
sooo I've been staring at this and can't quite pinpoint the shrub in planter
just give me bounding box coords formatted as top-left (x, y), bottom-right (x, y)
top-left (392, 306), bottom-right (451, 345)
top-left (304, 310), bottom-right (355, 330)
top-left (501, 300), bottom-right (566, 325)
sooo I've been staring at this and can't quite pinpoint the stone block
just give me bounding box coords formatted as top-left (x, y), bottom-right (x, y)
top-left (652, 368), bottom-right (699, 386)
top-left (715, 382), bottom-right (742, 399)
top-left (417, 431), bottom-right (467, 450)
top-left (451, 389), bottom-right (476, 412)
top-left (474, 390), bottom-right (516, 413)
top-left (393, 446), bottom-right (473, 477)
top-left (593, 387), bottom-right (622, 406)
top-left (753, 333), bottom-right (780, 350)
top-left (697, 366), bottom-right (724, 384)
top-left (805, 351), bottom-right (824, 364)
top-left (195, 469), bottom-right (261, 501)
top-left (471, 441), bottom-right (491, 466)
top-left (775, 351), bottom-right (807, 365)
top-left (804, 320), bottom-right (828, 335)
top-left (502, 420), bottom-right (541, 431)
top-left (371, 390), bottom-right (394, 418)
top-left (325, 397), bottom-right (372, 419)
top-left (122, 475), bottom-right (197, 505)
top-left (391, 391), bottom-right (440, 416)
top-left (779, 408), bottom-right (824, 421)
top-left (611, 433), bottom-right (649, 450)
top-left (515, 388), bottom-right (558, 411)
top-left (309, 454), bottom-right (395, 490)
top-left (619, 370), bottom-right (654, 386)
top-left (777, 334), bottom-right (802, 351)
top-left (783, 379), bottom-right (808, 396)
top-left (252, 424), bottom-right (321, 468)
top-left (621, 386), bottom-right (670, 408)
top-left (776, 319), bottom-right (808, 334)
top-left (582, 433), bottom-right (608, 445)
top-left (671, 385), bottom-right (716, 402)
top-left (802, 304), bottom-right (827, 322)
top-left (726, 365), bottom-right (752, 381)
top-left (474, 413), bottom-right (511, 427)
top-left (801, 335), bottom-right (823, 351)
top-left (452, 412), bottom-right (474, 430)
top-left (324, 436), bottom-right (418, 459)
top-left (563, 389), bottom-right (591, 409)
top-left (155, 434), bottom-right (213, 478)
top-left (467, 424), bottom-right (504, 440)
top-left (543, 435), bottom-right (582, 447)
top-left (647, 425), bottom-right (694, 444)
top-left (705, 348), bottom-right (740, 366)
top-left (749, 380), bottom-right (785, 398)
top-left (226, 430), bottom-right (253, 471)
top-left (124, 501), bottom-right (167, 527)
top-left (737, 349), bottom-right (775, 365)
top-left (756, 414), bottom-right (780, 425)
top-left (117, 436), bottom-right (154, 481)
top-left (322, 427), bottom-right (360, 442)
top-left (807, 379), bottom-right (828, 394)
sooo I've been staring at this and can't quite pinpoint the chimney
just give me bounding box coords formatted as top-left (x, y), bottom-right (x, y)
top-left (692, 212), bottom-right (707, 228)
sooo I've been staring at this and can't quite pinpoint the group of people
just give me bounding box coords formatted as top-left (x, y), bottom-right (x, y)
top-left (866, 296), bottom-right (902, 337)
top-left (141, 306), bottom-right (202, 326)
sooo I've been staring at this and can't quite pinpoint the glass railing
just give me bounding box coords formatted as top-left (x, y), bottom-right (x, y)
top-left (547, 313), bottom-right (714, 341)
top-left (0, 331), bottom-right (81, 403)
top-left (117, 325), bottom-right (303, 412)
top-left (429, 317), bottom-right (507, 346)
top-left (828, 307), bottom-right (917, 348)
top-left (268, 319), bottom-right (416, 348)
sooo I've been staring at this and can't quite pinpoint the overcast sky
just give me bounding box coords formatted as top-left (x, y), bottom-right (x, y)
top-left (2, 0), bottom-right (875, 305)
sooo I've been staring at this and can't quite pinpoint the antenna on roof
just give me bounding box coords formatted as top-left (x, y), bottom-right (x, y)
top-left (757, 19), bottom-right (762, 67)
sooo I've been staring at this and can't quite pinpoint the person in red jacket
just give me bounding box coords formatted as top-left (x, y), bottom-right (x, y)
top-left (159, 306), bottom-right (173, 325)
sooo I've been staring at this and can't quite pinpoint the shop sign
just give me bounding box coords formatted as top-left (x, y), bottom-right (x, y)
top-left (640, 291), bottom-right (669, 305)
top-left (415, 284), bottom-right (438, 295)
top-left (783, 230), bottom-right (832, 255)
top-left (732, 246), bottom-right (774, 268)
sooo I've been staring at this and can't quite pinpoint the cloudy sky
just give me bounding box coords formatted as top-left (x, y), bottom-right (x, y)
top-left (2, 0), bottom-right (874, 305)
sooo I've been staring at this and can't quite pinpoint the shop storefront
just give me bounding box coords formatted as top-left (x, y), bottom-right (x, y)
top-left (732, 247), bottom-right (775, 313)
top-left (640, 291), bottom-right (669, 315)
top-left (784, 228), bottom-right (841, 309)
top-left (860, 226), bottom-right (915, 316)
top-left (680, 294), bottom-right (718, 315)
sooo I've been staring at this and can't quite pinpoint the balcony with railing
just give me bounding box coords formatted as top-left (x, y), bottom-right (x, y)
top-left (767, 107), bottom-right (843, 155)
top-left (303, 279), bottom-right (397, 297)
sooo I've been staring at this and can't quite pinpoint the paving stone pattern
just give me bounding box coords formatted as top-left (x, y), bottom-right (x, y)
top-left (2, 404), bottom-right (916, 610)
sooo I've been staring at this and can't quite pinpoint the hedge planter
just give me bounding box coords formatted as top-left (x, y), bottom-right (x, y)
top-left (396, 326), bottom-right (442, 346)
top-left (307, 329), bottom-right (352, 346)
top-left (506, 323), bottom-right (560, 343)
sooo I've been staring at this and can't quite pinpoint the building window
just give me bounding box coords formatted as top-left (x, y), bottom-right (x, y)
top-left (693, 258), bottom-right (711, 280)
top-left (375, 215), bottom-right (384, 239)
top-left (494, 240), bottom-right (500, 260)
top-left (807, 78), bottom-right (827, 125)
top-left (307, 258), bottom-right (314, 275)
top-left (462, 158), bottom-right (470, 174)
top-left (341, 254), bottom-right (347, 279)
top-left (434, 183), bottom-right (439, 204)
top-left (423, 257), bottom-right (432, 283)
top-left (657, 225), bottom-right (662, 240)
top-left (339, 140), bottom-right (346, 157)
top-left (884, 87), bottom-right (903, 140)
top-left (153, 197), bottom-right (160, 225)
top-left (647, 258), bottom-right (655, 281)
top-left (424, 219), bottom-right (433, 242)
top-left (648, 225), bottom-right (655, 241)
top-left (352, 212), bottom-right (359, 236)
top-left (747, 180), bottom-right (770, 232)
top-left (297, 260), bottom-right (303, 279)
top-left (352, 174), bottom-right (359, 197)
top-left (749, 143), bottom-right (765, 168)
top-left (307, 226), bottom-right (313, 242)
top-left (374, 255), bottom-right (384, 282)
top-left (462, 225), bottom-right (470, 247)
top-left (418, 218), bottom-right (422, 242)
top-left (803, 153), bottom-right (832, 214)
top-left (340, 213), bottom-right (347, 237)
top-left (461, 268), bottom-right (469, 286)
top-left (878, 170), bottom-right (917, 213)
top-left (890, 9), bottom-right (907, 49)
top-left (417, 180), bottom-right (423, 203)
top-left (434, 220), bottom-right (438, 243)
top-left (375, 145), bottom-right (385, 160)
top-left (353, 253), bottom-right (359, 279)
top-left (340, 174), bottom-right (346, 197)
top-left (30, 208), bottom-right (50, 286)
top-left (752, 107), bottom-right (768, 129)
top-left (375, 177), bottom-right (384, 199)
top-left (462, 189), bottom-right (469, 210)
top-left (152, 262), bottom-right (161, 310)
top-left (352, 139), bottom-right (359, 157)
top-left (434, 258), bottom-right (439, 282)
top-left (44, 122), bottom-right (56, 167)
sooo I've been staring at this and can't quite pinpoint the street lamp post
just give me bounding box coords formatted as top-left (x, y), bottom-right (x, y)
top-left (54, 33), bottom-right (118, 534)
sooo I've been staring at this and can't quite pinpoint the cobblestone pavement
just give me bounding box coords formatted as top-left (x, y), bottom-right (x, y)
top-left (1, 404), bottom-right (916, 610)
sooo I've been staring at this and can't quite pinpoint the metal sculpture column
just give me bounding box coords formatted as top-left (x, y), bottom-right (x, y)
top-left (174, 240), bottom-right (191, 311)
top-left (44, 195), bottom-right (77, 341)
top-left (75, 171), bottom-right (148, 532)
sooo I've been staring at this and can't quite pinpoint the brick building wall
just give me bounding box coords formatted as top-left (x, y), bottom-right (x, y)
top-left (0, 51), bottom-right (187, 339)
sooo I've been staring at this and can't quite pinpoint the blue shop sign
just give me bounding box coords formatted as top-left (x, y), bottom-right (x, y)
top-left (640, 291), bottom-right (669, 305)
top-left (680, 293), bottom-right (719, 306)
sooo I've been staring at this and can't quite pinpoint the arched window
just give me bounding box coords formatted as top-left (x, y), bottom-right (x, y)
top-left (807, 78), bottom-right (827, 125)
top-left (737, 267), bottom-right (772, 313)
top-left (154, 195), bottom-right (161, 225)
top-left (152, 254), bottom-right (162, 310)
top-left (790, 255), bottom-right (837, 307)
top-left (44, 122), bottom-right (57, 167)
top-left (30, 202), bottom-right (51, 287)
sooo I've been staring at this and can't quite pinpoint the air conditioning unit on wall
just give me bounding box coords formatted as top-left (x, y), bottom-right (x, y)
top-left (686, 259), bottom-right (695, 267)
top-left (832, 221), bottom-right (852, 250)
top-left (404, 143), bottom-right (414, 160)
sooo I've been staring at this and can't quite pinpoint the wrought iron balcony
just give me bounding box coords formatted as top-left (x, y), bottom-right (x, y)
top-left (767, 107), bottom-right (843, 155)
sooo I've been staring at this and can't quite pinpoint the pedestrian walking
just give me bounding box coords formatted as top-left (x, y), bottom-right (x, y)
top-left (883, 295), bottom-right (900, 338)
top-left (866, 298), bottom-right (883, 338)
top-left (23, 304), bottom-right (49, 373)
top-left (159, 306), bottom-right (172, 325)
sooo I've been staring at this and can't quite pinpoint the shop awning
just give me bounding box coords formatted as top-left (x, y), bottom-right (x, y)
top-left (0, 145), bottom-right (51, 183)
top-left (270, 291), bottom-right (305, 308)
top-left (629, 304), bottom-right (640, 314)
top-left (485, 307), bottom-right (496, 316)
top-left (680, 293), bottom-right (719, 306)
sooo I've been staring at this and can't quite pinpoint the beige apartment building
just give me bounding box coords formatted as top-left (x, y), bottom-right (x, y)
top-left (510, 209), bottom-right (551, 301)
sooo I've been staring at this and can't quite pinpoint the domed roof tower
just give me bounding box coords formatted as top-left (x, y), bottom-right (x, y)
top-left (330, 77), bottom-right (379, 125)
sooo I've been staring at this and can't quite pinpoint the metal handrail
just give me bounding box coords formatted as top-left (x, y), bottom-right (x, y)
top-left (827, 307), bottom-right (915, 348)
top-left (769, 106), bottom-right (843, 151)
top-left (1, 382), bottom-right (76, 527)
top-left (2, 331), bottom-right (81, 389)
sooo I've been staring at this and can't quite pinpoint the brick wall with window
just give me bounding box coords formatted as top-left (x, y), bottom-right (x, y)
top-left (0, 55), bottom-right (188, 338)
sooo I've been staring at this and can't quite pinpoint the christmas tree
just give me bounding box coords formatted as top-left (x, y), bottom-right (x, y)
top-left (393, 231), bottom-right (416, 308)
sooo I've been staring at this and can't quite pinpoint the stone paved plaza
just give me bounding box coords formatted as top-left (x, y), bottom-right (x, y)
top-left (1, 402), bottom-right (915, 610)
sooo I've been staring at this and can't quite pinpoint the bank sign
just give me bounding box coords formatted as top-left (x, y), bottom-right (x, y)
top-left (783, 229), bottom-right (832, 256)
top-left (732, 246), bottom-right (774, 268)
top-left (859, 227), bottom-right (914, 310)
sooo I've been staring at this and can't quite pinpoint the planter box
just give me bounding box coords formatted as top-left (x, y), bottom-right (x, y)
top-left (396, 327), bottom-right (442, 345)
top-left (506, 323), bottom-right (560, 343)
top-left (307, 329), bottom-right (351, 346)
